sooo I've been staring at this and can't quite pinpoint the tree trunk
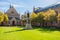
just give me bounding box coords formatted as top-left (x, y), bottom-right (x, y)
top-left (1, 22), bottom-right (3, 26)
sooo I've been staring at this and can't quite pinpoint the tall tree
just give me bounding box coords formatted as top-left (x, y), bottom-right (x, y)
top-left (43, 9), bottom-right (57, 27)
top-left (4, 13), bottom-right (8, 22)
top-left (43, 11), bottom-right (50, 26)
top-left (49, 9), bottom-right (57, 26)
top-left (57, 13), bottom-right (60, 26)
top-left (30, 12), bottom-right (37, 22)
top-left (37, 12), bottom-right (44, 27)
top-left (0, 12), bottom-right (4, 25)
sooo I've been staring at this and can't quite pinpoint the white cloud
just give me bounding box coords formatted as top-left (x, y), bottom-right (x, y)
top-left (0, 1), bottom-right (9, 5)
top-left (55, 2), bottom-right (60, 4)
top-left (0, 1), bottom-right (27, 8)
top-left (0, 7), bottom-right (7, 9)
top-left (0, 7), bottom-right (9, 12)
top-left (12, 4), bottom-right (25, 8)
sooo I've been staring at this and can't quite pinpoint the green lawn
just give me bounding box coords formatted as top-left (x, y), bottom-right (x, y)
top-left (0, 26), bottom-right (60, 40)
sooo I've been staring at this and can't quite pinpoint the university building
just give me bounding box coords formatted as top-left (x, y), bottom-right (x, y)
top-left (4, 5), bottom-right (20, 26)
top-left (1, 3), bottom-right (60, 26)
top-left (33, 3), bottom-right (60, 27)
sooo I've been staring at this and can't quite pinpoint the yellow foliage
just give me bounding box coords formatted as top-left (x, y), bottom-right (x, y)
top-left (43, 11), bottom-right (50, 21)
top-left (43, 9), bottom-right (56, 21)
top-left (30, 12), bottom-right (37, 20)
top-left (0, 15), bottom-right (4, 22)
top-left (48, 9), bottom-right (56, 15)
top-left (37, 12), bottom-right (44, 16)
top-left (4, 14), bottom-right (8, 21)
top-left (0, 12), bottom-right (4, 22)
top-left (57, 13), bottom-right (60, 20)
top-left (0, 12), bottom-right (8, 22)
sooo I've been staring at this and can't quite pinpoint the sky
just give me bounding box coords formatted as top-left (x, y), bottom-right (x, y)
top-left (0, 0), bottom-right (60, 15)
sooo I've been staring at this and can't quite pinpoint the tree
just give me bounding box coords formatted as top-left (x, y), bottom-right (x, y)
top-left (4, 13), bottom-right (9, 22)
top-left (57, 13), bottom-right (60, 26)
top-left (0, 12), bottom-right (4, 23)
top-left (43, 9), bottom-right (57, 27)
top-left (37, 12), bottom-right (44, 27)
top-left (30, 12), bottom-right (37, 22)
top-left (48, 9), bottom-right (57, 26)
top-left (44, 9), bottom-right (57, 27)
top-left (0, 12), bottom-right (4, 25)
top-left (0, 12), bottom-right (8, 25)
top-left (21, 14), bottom-right (27, 26)
top-left (57, 13), bottom-right (60, 21)
top-left (30, 12), bottom-right (38, 26)
top-left (0, 15), bottom-right (4, 23)
top-left (43, 11), bottom-right (50, 26)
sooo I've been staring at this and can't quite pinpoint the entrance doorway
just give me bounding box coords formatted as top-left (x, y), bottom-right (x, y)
top-left (12, 21), bottom-right (15, 25)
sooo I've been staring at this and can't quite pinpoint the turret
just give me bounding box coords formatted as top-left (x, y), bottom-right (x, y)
top-left (10, 4), bottom-right (13, 8)
top-left (33, 6), bottom-right (35, 12)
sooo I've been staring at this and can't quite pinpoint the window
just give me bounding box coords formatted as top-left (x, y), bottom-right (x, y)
top-left (11, 11), bottom-right (14, 13)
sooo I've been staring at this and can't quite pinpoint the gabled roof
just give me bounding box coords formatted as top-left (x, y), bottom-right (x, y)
top-left (8, 17), bottom-right (20, 20)
top-left (5, 5), bottom-right (19, 14)
top-left (34, 2), bottom-right (60, 13)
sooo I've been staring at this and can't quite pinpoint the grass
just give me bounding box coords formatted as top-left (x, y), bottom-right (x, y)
top-left (0, 26), bottom-right (60, 40)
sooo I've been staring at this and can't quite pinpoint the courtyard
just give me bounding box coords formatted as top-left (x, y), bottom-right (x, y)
top-left (0, 26), bottom-right (60, 40)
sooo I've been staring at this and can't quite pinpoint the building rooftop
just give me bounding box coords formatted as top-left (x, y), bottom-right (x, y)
top-left (34, 2), bottom-right (60, 13)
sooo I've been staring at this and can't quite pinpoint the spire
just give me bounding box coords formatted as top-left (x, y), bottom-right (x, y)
top-left (10, 4), bottom-right (13, 8)
top-left (33, 6), bottom-right (35, 12)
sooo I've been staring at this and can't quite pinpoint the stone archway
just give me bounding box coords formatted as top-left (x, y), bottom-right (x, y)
top-left (12, 21), bottom-right (15, 26)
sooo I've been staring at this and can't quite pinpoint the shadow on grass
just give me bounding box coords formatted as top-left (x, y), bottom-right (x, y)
top-left (38, 28), bottom-right (55, 32)
top-left (33, 26), bottom-right (60, 32)
top-left (4, 26), bottom-right (60, 33)
top-left (38, 27), bottom-right (60, 32)
top-left (4, 29), bottom-right (25, 33)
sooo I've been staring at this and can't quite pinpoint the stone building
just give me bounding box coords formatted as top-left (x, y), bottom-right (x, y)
top-left (4, 5), bottom-right (20, 26)
top-left (33, 3), bottom-right (60, 14)
top-left (33, 3), bottom-right (60, 27)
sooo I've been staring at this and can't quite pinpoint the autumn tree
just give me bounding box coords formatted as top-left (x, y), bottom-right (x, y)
top-left (0, 12), bottom-right (4, 25)
top-left (43, 9), bottom-right (57, 26)
top-left (30, 12), bottom-right (37, 22)
top-left (37, 12), bottom-right (44, 27)
top-left (30, 12), bottom-right (38, 26)
top-left (43, 11), bottom-right (50, 26)
top-left (48, 9), bottom-right (57, 26)
top-left (4, 13), bottom-right (8, 22)
top-left (0, 12), bottom-right (8, 25)
top-left (57, 13), bottom-right (60, 26)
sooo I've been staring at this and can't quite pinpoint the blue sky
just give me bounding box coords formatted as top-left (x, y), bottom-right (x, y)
top-left (0, 0), bottom-right (60, 15)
